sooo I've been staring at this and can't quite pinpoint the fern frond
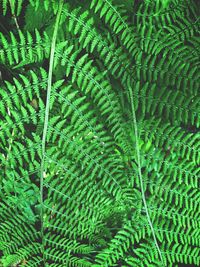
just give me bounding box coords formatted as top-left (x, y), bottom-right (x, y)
top-left (0, 0), bottom-right (24, 16)
top-left (142, 118), bottom-right (200, 164)
top-left (134, 81), bottom-right (200, 127)
top-left (0, 0), bottom-right (199, 266)
top-left (0, 30), bottom-right (50, 66)
top-left (59, 12), bottom-right (135, 107)
top-left (90, 0), bottom-right (137, 55)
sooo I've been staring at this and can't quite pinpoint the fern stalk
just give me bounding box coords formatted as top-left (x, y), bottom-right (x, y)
top-left (40, 0), bottom-right (64, 263)
top-left (128, 86), bottom-right (165, 266)
top-left (8, 0), bottom-right (20, 30)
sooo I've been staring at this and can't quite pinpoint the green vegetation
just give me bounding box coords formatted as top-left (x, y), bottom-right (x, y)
top-left (0, 0), bottom-right (199, 266)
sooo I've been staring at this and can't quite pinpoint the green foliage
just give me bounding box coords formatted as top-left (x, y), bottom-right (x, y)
top-left (0, 0), bottom-right (199, 266)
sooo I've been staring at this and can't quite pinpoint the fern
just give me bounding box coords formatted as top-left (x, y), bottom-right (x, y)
top-left (0, 0), bottom-right (199, 267)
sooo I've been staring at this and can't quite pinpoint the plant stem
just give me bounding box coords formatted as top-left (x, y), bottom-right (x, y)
top-left (128, 86), bottom-right (165, 266)
top-left (8, 0), bottom-right (20, 30)
top-left (40, 0), bottom-right (64, 264)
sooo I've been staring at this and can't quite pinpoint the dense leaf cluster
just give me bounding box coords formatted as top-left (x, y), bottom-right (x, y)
top-left (0, 0), bottom-right (199, 266)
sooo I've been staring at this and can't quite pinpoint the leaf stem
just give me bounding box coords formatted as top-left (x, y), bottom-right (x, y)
top-left (128, 86), bottom-right (165, 266)
top-left (8, 0), bottom-right (20, 30)
top-left (40, 0), bottom-right (64, 264)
